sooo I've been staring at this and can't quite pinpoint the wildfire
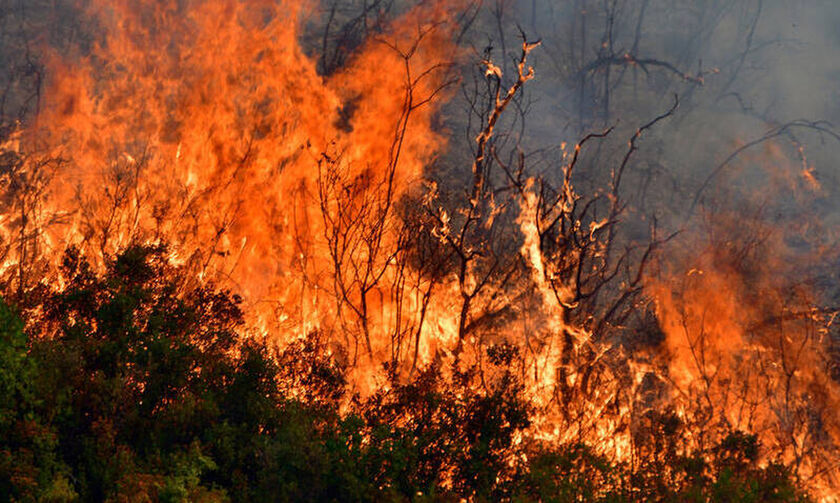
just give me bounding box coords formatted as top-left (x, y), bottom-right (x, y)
top-left (22, 0), bottom-right (457, 368)
top-left (649, 215), bottom-right (840, 500)
top-left (2, 0), bottom-right (839, 499)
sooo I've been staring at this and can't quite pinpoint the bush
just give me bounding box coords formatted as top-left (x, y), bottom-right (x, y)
top-left (0, 246), bottom-right (813, 502)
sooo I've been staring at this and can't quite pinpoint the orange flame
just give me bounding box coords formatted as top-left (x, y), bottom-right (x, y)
top-left (649, 213), bottom-right (840, 500)
top-left (16, 0), bottom-right (460, 383)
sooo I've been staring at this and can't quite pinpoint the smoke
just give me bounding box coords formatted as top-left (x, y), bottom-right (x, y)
top-left (439, 0), bottom-right (840, 335)
top-left (499, 0), bottom-right (840, 219)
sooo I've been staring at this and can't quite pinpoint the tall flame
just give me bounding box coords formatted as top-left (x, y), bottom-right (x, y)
top-left (650, 213), bottom-right (840, 499)
top-left (19, 0), bottom-right (457, 376)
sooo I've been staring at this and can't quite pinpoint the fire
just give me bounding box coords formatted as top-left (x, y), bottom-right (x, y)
top-left (16, 0), bottom-right (458, 375)
top-left (649, 214), bottom-right (840, 500)
top-left (2, 0), bottom-right (840, 499)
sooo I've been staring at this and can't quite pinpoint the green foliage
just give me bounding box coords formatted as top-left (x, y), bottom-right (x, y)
top-left (512, 444), bottom-right (620, 502)
top-left (0, 296), bottom-right (77, 502)
top-left (0, 246), bottom-right (815, 501)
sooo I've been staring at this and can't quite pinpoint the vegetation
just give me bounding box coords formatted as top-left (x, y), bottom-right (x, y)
top-left (0, 245), bottom-right (811, 501)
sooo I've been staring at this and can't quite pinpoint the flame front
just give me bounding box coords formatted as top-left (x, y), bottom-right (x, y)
top-left (649, 217), bottom-right (840, 498)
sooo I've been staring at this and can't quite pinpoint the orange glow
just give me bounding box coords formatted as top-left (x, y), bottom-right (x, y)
top-left (17, 0), bottom-right (459, 385)
top-left (649, 216), bottom-right (840, 500)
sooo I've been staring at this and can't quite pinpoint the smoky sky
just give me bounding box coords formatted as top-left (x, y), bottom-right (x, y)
top-left (432, 0), bottom-right (840, 247)
top-left (464, 0), bottom-right (840, 206)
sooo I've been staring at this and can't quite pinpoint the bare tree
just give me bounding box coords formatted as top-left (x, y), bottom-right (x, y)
top-left (316, 24), bottom-right (455, 364)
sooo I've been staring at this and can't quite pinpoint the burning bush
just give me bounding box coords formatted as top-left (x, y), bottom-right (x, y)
top-left (0, 246), bottom-right (813, 501)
